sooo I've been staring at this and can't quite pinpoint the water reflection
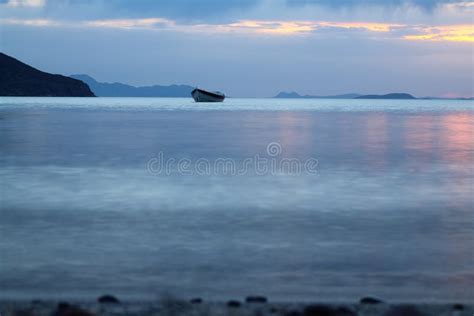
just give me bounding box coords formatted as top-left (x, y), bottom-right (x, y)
top-left (403, 115), bottom-right (436, 171)
top-left (436, 113), bottom-right (474, 217)
top-left (441, 113), bottom-right (474, 165)
top-left (276, 112), bottom-right (314, 158)
top-left (438, 114), bottom-right (474, 211)
top-left (364, 113), bottom-right (388, 170)
top-left (1, 104), bottom-right (474, 301)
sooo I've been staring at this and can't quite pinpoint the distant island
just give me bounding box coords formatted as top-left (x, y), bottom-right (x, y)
top-left (0, 53), bottom-right (94, 97)
top-left (275, 91), bottom-right (418, 99)
top-left (275, 91), bottom-right (361, 99)
top-left (275, 91), bottom-right (472, 100)
top-left (356, 93), bottom-right (416, 99)
top-left (70, 74), bottom-right (194, 97)
top-left (420, 96), bottom-right (474, 100)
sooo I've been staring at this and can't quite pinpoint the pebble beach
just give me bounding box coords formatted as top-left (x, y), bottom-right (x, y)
top-left (1, 296), bottom-right (473, 316)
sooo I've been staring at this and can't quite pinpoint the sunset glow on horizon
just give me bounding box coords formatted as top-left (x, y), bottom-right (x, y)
top-left (404, 24), bottom-right (474, 42)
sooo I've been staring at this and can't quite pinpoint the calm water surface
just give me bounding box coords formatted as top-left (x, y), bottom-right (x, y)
top-left (0, 98), bottom-right (473, 302)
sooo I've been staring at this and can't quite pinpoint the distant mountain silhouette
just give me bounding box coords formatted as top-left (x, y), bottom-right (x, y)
top-left (0, 53), bottom-right (94, 97)
top-left (274, 91), bottom-right (361, 99)
top-left (71, 74), bottom-right (194, 97)
top-left (356, 93), bottom-right (416, 99)
top-left (420, 96), bottom-right (474, 100)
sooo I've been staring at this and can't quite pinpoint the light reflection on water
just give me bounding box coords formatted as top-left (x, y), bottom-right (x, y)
top-left (442, 113), bottom-right (474, 164)
top-left (0, 98), bottom-right (473, 301)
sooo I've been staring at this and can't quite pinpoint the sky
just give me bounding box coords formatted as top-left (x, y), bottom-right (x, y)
top-left (0, 0), bottom-right (473, 97)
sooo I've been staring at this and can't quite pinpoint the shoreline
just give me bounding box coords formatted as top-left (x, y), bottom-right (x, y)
top-left (1, 296), bottom-right (472, 316)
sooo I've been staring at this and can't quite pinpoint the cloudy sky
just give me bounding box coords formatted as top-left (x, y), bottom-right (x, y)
top-left (0, 0), bottom-right (473, 97)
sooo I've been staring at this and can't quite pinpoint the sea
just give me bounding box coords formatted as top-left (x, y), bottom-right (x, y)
top-left (0, 97), bottom-right (473, 302)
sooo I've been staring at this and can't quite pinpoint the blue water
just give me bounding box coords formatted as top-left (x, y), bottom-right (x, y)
top-left (0, 97), bottom-right (473, 302)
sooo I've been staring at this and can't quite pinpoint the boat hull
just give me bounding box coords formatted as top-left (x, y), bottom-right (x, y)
top-left (191, 88), bottom-right (225, 102)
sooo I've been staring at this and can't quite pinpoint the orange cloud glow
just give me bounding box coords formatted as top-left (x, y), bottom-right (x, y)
top-left (224, 20), bottom-right (316, 35)
top-left (404, 24), bottom-right (474, 42)
top-left (318, 22), bottom-right (403, 32)
top-left (213, 20), bottom-right (402, 35)
top-left (1, 17), bottom-right (472, 43)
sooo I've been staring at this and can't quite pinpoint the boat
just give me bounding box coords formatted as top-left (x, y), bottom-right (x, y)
top-left (191, 88), bottom-right (225, 102)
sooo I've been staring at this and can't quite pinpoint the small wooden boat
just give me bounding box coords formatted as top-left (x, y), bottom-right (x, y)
top-left (191, 88), bottom-right (225, 102)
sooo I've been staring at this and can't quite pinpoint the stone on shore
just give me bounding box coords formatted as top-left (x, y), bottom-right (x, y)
top-left (97, 295), bottom-right (120, 304)
top-left (246, 296), bottom-right (268, 303)
top-left (452, 303), bottom-right (464, 311)
top-left (190, 298), bottom-right (203, 304)
top-left (303, 304), bottom-right (356, 316)
top-left (1, 299), bottom-right (473, 316)
top-left (53, 302), bottom-right (94, 316)
top-left (359, 296), bottom-right (384, 304)
top-left (227, 300), bottom-right (242, 308)
top-left (384, 305), bottom-right (425, 316)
